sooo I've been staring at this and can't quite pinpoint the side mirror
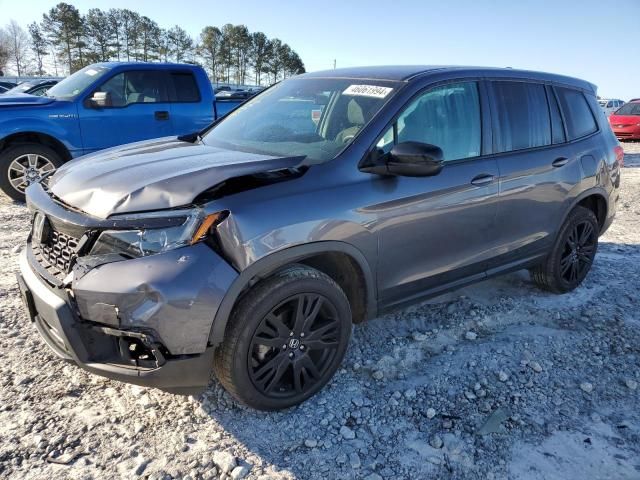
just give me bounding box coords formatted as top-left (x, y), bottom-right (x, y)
top-left (362, 142), bottom-right (444, 177)
top-left (88, 91), bottom-right (110, 108)
top-left (387, 142), bottom-right (444, 177)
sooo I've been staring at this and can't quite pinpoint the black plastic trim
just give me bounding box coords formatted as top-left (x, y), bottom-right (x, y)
top-left (208, 241), bottom-right (377, 346)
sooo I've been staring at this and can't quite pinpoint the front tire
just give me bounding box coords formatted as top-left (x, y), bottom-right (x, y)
top-left (0, 143), bottom-right (63, 202)
top-left (531, 206), bottom-right (599, 293)
top-left (213, 265), bottom-right (352, 410)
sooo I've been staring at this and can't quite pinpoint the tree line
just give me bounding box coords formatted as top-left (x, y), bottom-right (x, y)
top-left (0, 2), bottom-right (305, 85)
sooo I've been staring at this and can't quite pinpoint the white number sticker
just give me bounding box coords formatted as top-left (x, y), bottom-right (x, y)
top-left (343, 85), bottom-right (393, 99)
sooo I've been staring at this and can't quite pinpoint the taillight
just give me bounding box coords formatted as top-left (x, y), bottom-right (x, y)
top-left (614, 145), bottom-right (624, 167)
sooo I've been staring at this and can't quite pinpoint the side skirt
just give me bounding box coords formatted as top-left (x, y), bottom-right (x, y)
top-left (377, 253), bottom-right (546, 317)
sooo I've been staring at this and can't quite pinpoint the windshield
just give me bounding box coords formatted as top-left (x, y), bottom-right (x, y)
top-left (6, 82), bottom-right (36, 94)
top-left (203, 77), bottom-right (400, 163)
top-left (47, 65), bottom-right (111, 100)
top-left (615, 102), bottom-right (640, 116)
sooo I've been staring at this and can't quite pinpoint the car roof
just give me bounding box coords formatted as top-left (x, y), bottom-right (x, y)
top-left (300, 65), bottom-right (595, 92)
top-left (94, 61), bottom-right (201, 70)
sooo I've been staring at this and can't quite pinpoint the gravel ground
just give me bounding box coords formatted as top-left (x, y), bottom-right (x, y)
top-left (1, 143), bottom-right (639, 480)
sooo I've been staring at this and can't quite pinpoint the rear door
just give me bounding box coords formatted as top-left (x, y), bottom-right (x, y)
top-left (488, 81), bottom-right (583, 268)
top-left (373, 80), bottom-right (500, 307)
top-left (78, 69), bottom-right (174, 152)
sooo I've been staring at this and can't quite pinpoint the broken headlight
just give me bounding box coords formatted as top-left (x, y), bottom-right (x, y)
top-left (90, 209), bottom-right (227, 258)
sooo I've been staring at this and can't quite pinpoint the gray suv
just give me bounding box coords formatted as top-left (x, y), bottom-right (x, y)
top-left (17, 66), bottom-right (623, 410)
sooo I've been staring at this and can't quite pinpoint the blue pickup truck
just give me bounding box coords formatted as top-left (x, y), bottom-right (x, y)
top-left (0, 62), bottom-right (242, 200)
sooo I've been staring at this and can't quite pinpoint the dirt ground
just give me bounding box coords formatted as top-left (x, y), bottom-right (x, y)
top-left (0, 143), bottom-right (638, 480)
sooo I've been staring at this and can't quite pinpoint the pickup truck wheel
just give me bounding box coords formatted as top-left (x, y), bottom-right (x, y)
top-left (0, 144), bottom-right (63, 202)
top-left (531, 206), bottom-right (599, 293)
top-left (213, 265), bottom-right (352, 410)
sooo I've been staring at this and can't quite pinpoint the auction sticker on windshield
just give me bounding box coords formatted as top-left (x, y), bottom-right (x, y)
top-left (343, 85), bottom-right (393, 99)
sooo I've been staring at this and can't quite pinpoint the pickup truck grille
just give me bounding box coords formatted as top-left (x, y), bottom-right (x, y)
top-left (31, 228), bottom-right (81, 281)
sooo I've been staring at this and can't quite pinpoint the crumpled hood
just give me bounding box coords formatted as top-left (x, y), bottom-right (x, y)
top-left (48, 137), bottom-right (304, 218)
top-left (0, 93), bottom-right (56, 107)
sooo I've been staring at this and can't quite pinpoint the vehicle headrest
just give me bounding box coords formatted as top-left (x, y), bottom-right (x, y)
top-left (347, 99), bottom-right (365, 125)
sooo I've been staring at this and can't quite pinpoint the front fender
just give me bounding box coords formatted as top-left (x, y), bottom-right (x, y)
top-left (208, 240), bottom-right (377, 347)
top-left (0, 105), bottom-right (82, 153)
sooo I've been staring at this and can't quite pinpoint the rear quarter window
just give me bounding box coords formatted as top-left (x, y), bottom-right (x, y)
top-left (171, 72), bottom-right (200, 102)
top-left (555, 87), bottom-right (597, 140)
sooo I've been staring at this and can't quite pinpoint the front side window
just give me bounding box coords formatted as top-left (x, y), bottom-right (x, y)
top-left (491, 81), bottom-right (551, 153)
top-left (203, 78), bottom-right (400, 163)
top-left (376, 82), bottom-right (482, 161)
top-left (96, 71), bottom-right (168, 107)
top-left (555, 87), bottom-right (598, 140)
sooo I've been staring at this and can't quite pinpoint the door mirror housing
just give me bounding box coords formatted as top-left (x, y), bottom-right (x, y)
top-left (362, 142), bottom-right (444, 177)
top-left (88, 91), bottom-right (110, 108)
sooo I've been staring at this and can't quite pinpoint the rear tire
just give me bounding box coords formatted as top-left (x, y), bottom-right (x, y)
top-left (213, 265), bottom-right (352, 410)
top-left (531, 206), bottom-right (599, 293)
top-left (0, 143), bottom-right (63, 202)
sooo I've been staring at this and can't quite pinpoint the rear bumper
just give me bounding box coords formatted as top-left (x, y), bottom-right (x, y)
top-left (17, 247), bottom-right (233, 394)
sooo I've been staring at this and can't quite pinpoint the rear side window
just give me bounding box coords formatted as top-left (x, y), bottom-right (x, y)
top-left (171, 72), bottom-right (200, 102)
top-left (490, 81), bottom-right (551, 153)
top-left (555, 87), bottom-right (598, 140)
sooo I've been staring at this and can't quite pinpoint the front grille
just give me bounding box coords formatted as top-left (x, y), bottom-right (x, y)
top-left (32, 228), bottom-right (81, 281)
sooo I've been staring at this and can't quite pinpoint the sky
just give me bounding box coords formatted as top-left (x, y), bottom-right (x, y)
top-left (1, 0), bottom-right (639, 99)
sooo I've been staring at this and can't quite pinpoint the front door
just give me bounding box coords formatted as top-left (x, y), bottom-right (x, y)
top-left (79, 70), bottom-right (174, 153)
top-left (373, 81), bottom-right (500, 308)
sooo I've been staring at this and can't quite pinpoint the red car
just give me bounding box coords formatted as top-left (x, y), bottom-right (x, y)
top-left (609, 100), bottom-right (640, 140)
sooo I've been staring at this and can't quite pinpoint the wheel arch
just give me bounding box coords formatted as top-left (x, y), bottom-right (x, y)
top-left (561, 188), bottom-right (608, 234)
top-left (209, 241), bottom-right (377, 347)
top-left (0, 131), bottom-right (72, 163)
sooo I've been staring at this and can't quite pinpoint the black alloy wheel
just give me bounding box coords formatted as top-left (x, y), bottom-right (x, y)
top-left (248, 293), bottom-right (341, 398)
top-left (531, 206), bottom-right (599, 293)
top-left (558, 220), bottom-right (597, 285)
top-left (213, 265), bottom-right (352, 410)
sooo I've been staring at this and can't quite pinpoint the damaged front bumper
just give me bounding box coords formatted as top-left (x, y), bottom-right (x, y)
top-left (17, 240), bottom-right (238, 394)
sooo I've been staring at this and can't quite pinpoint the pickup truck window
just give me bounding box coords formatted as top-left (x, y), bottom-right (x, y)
top-left (170, 72), bottom-right (200, 102)
top-left (47, 65), bottom-right (111, 100)
top-left (202, 78), bottom-right (400, 163)
top-left (96, 71), bottom-right (168, 107)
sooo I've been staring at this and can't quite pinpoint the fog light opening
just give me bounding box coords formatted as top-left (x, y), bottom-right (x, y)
top-left (118, 336), bottom-right (165, 368)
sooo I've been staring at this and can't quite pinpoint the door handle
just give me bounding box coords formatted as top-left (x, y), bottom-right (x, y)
top-left (154, 110), bottom-right (170, 121)
top-left (470, 174), bottom-right (495, 186)
top-left (552, 157), bottom-right (569, 167)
